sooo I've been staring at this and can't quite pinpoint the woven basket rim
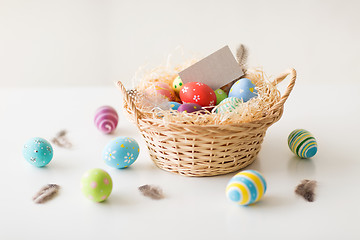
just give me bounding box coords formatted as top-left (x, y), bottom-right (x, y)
top-left (118, 68), bottom-right (296, 129)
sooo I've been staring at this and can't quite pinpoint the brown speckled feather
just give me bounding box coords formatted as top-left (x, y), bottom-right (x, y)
top-left (295, 179), bottom-right (317, 202)
top-left (138, 184), bottom-right (164, 200)
top-left (33, 184), bottom-right (60, 204)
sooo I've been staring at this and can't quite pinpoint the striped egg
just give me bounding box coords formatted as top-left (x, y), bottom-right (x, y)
top-left (94, 106), bottom-right (119, 134)
top-left (288, 129), bottom-right (317, 158)
top-left (226, 170), bottom-right (267, 206)
top-left (215, 97), bottom-right (242, 114)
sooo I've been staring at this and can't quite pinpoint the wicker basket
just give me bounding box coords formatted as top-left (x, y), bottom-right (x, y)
top-left (117, 68), bottom-right (296, 177)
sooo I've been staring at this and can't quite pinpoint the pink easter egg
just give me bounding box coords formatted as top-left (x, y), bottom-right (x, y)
top-left (94, 106), bottom-right (119, 134)
top-left (146, 82), bottom-right (176, 101)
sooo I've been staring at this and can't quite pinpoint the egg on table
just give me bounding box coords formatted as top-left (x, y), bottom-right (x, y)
top-left (103, 136), bottom-right (140, 169)
top-left (229, 78), bottom-right (258, 102)
top-left (179, 82), bottom-right (216, 107)
top-left (94, 106), bottom-right (119, 134)
top-left (81, 168), bottom-right (113, 202)
top-left (215, 97), bottom-right (242, 114)
top-left (226, 170), bottom-right (267, 206)
top-left (23, 137), bottom-right (53, 167)
top-left (288, 129), bottom-right (318, 159)
top-left (146, 82), bottom-right (176, 101)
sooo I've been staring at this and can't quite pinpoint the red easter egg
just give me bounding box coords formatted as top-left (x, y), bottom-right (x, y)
top-left (146, 82), bottom-right (176, 101)
top-left (179, 82), bottom-right (216, 107)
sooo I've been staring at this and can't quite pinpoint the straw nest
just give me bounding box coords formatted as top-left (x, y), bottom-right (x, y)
top-left (128, 63), bottom-right (281, 126)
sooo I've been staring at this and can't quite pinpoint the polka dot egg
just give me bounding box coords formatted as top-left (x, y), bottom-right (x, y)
top-left (172, 76), bottom-right (183, 94)
top-left (23, 137), bottom-right (53, 167)
top-left (179, 82), bottom-right (216, 107)
top-left (229, 78), bottom-right (258, 102)
top-left (226, 170), bottom-right (267, 206)
top-left (288, 129), bottom-right (318, 158)
top-left (169, 101), bottom-right (181, 111)
top-left (103, 136), bottom-right (140, 169)
top-left (215, 97), bottom-right (242, 114)
top-left (81, 168), bottom-right (113, 202)
top-left (177, 103), bottom-right (203, 113)
top-left (214, 88), bottom-right (228, 105)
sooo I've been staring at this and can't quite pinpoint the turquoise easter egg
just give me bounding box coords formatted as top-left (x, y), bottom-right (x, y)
top-left (229, 78), bottom-right (258, 102)
top-left (23, 137), bottom-right (53, 167)
top-left (288, 129), bottom-right (317, 159)
top-left (226, 170), bottom-right (267, 206)
top-left (103, 136), bottom-right (140, 169)
top-left (214, 88), bottom-right (228, 105)
top-left (169, 101), bottom-right (181, 111)
top-left (215, 97), bottom-right (242, 114)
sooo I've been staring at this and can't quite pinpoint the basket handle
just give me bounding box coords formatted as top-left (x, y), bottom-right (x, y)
top-left (116, 81), bottom-right (142, 125)
top-left (270, 68), bottom-right (297, 111)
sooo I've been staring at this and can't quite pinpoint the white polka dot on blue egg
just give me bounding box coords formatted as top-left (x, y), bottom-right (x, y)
top-left (103, 136), bottom-right (140, 169)
top-left (229, 78), bottom-right (258, 102)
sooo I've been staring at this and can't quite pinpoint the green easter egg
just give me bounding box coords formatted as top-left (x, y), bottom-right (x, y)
top-left (172, 76), bottom-right (183, 94)
top-left (81, 168), bottom-right (113, 202)
top-left (214, 88), bottom-right (228, 105)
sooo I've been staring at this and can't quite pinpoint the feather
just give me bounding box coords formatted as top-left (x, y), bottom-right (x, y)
top-left (51, 130), bottom-right (72, 148)
top-left (236, 44), bottom-right (249, 73)
top-left (138, 184), bottom-right (164, 200)
top-left (295, 179), bottom-right (317, 202)
top-left (33, 184), bottom-right (60, 204)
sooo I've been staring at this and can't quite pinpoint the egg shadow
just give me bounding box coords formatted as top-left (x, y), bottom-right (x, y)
top-left (100, 193), bottom-right (138, 206)
top-left (246, 194), bottom-right (295, 209)
top-left (287, 156), bottom-right (316, 177)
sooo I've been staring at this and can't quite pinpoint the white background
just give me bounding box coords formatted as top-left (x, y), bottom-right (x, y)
top-left (1, 1), bottom-right (360, 240)
top-left (1, 0), bottom-right (360, 87)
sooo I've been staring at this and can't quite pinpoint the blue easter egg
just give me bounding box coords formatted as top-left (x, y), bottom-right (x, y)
top-left (103, 136), bottom-right (140, 169)
top-left (226, 170), bottom-right (267, 206)
top-left (23, 137), bottom-right (53, 167)
top-left (169, 102), bottom-right (181, 111)
top-left (229, 78), bottom-right (258, 102)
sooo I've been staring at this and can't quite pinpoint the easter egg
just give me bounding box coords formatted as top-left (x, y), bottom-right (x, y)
top-left (146, 82), bottom-right (176, 101)
top-left (179, 82), bottom-right (216, 107)
top-left (216, 97), bottom-right (242, 114)
top-left (288, 129), bottom-right (318, 159)
top-left (214, 88), bottom-right (228, 105)
top-left (226, 170), bottom-right (267, 206)
top-left (103, 136), bottom-right (140, 169)
top-left (94, 106), bottom-right (119, 134)
top-left (169, 101), bottom-right (181, 111)
top-left (81, 168), bottom-right (113, 202)
top-left (172, 76), bottom-right (183, 94)
top-left (229, 78), bottom-right (258, 102)
top-left (177, 103), bottom-right (203, 113)
top-left (23, 137), bottom-right (53, 167)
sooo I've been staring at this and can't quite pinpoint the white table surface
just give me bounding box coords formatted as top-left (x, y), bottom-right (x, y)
top-left (1, 81), bottom-right (359, 239)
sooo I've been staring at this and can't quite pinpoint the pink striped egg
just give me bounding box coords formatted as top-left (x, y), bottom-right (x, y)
top-left (94, 106), bottom-right (119, 134)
